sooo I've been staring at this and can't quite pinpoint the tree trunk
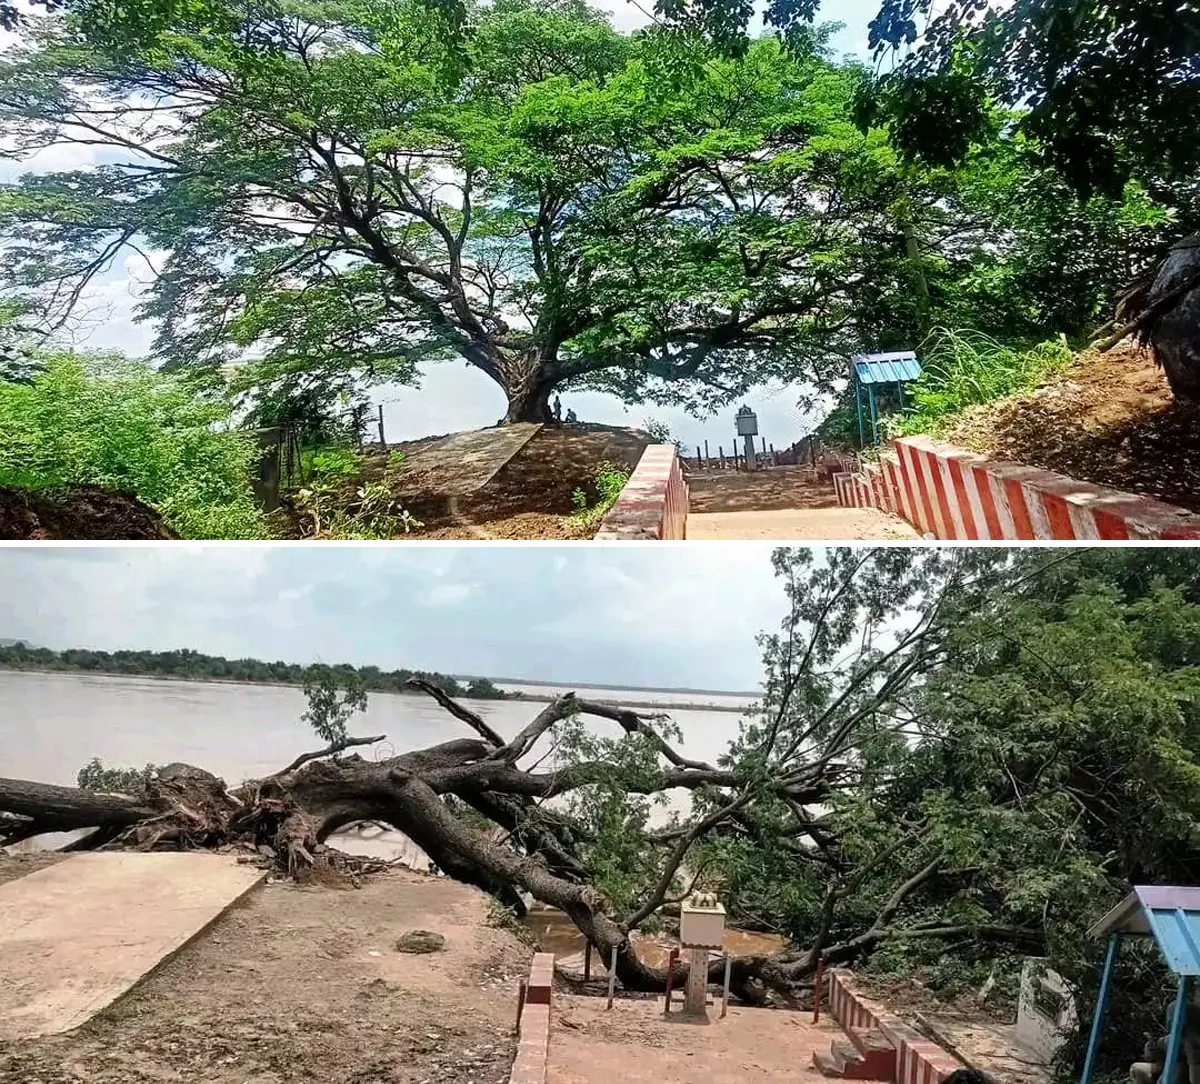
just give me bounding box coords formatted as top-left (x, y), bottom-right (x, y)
top-left (503, 379), bottom-right (557, 424)
top-left (0, 687), bottom-right (1039, 1007)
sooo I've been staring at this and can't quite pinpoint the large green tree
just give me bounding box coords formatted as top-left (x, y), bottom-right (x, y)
top-left (0, 0), bottom-right (937, 422)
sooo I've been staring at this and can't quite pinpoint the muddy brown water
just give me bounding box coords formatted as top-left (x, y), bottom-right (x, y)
top-left (1, 671), bottom-right (757, 855)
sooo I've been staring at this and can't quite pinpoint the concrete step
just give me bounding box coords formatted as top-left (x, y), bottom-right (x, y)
top-left (811, 1036), bottom-right (896, 1081)
top-left (847, 1025), bottom-right (897, 1058)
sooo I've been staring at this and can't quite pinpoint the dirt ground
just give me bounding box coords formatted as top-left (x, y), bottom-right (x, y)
top-left (0, 485), bottom-right (175, 540)
top-left (547, 992), bottom-right (841, 1083)
top-left (943, 344), bottom-right (1200, 513)
top-left (0, 850), bottom-right (68, 887)
top-left (0, 859), bottom-right (528, 1084)
top-left (406, 510), bottom-right (594, 541)
top-left (687, 465), bottom-right (840, 514)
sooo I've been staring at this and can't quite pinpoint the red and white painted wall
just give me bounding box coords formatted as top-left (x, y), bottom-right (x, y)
top-left (833, 435), bottom-right (1200, 540)
top-left (828, 970), bottom-right (963, 1084)
top-left (595, 445), bottom-right (688, 541)
top-left (510, 952), bottom-right (555, 1084)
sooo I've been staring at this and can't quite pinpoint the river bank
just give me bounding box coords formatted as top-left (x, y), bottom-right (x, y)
top-left (0, 665), bottom-right (751, 713)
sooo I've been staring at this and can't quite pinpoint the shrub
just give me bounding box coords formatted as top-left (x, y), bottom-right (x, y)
top-left (0, 352), bottom-right (265, 538)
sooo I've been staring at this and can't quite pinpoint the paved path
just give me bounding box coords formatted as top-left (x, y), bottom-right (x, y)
top-left (0, 852), bottom-right (264, 1038)
top-left (685, 465), bottom-right (918, 539)
top-left (687, 507), bottom-right (919, 539)
top-left (686, 463), bottom-right (916, 540)
top-left (389, 422), bottom-right (543, 499)
top-left (548, 991), bottom-right (842, 1083)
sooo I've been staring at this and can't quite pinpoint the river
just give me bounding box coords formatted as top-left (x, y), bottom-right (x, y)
top-left (0, 669), bottom-right (758, 850)
top-left (1, 670), bottom-right (782, 956)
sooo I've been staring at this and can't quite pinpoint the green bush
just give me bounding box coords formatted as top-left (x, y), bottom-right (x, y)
top-left (890, 327), bottom-right (1073, 436)
top-left (0, 352), bottom-right (265, 539)
top-left (569, 460), bottom-right (630, 530)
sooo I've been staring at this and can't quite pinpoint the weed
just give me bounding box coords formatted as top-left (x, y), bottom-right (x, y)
top-left (888, 327), bottom-right (1073, 437)
top-left (0, 352), bottom-right (265, 539)
top-left (293, 447), bottom-right (423, 539)
top-left (568, 460), bottom-right (630, 530)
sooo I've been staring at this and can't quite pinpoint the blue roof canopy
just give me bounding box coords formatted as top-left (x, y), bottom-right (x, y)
top-left (853, 351), bottom-right (922, 385)
top-left (1088, 885), bottom-right (1200, 976)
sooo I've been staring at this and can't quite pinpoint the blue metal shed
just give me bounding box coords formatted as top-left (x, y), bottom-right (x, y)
top-left (851, 351), bottom-right (923, 448)
top-left (1080, 887), bottom-right (1200, 1084)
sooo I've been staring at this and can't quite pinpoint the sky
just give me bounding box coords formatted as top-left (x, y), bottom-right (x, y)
top-left (0, 544), bottom-right (806, 690)
top-left (0, 0), bottom-right (883, 450)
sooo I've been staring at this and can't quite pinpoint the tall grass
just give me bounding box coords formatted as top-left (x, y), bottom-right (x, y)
top-left (890, 327), bottom-right (1073, 436)
top-left (0, 352), bottom-right (266, 539)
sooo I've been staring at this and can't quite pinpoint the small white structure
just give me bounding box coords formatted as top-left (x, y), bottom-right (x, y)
top-left (1016, 957), bottom-right (1078, 1063)
top-left (679, 893), bottom-right (727, 1022)
top-left (681, 893), bottom-right (726, 949)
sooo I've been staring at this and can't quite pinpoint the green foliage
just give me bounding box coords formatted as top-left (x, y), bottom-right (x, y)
top-left (553, 710), bottom-right (684, 914)
top-left (76, 757), bottom-right (158, 795)
top-left (568, 460), bottom-right (629, 530)
top-left (466, 676), bottom-right (502, 699)
top-left (887, 327), bottom-right (1073, 435)
top-left (697, 548), bottom-right (1200, 1073)
top-left (0, 640), bottom-right (506, 699)
top-left (293, 447), bottom-right (423, 539)
top-left (0, 352), bottom-right (265, 539)
top-left (300, 664), bottom-right (369, 745)
top-left (855, 0), bottom-right (1200, 200)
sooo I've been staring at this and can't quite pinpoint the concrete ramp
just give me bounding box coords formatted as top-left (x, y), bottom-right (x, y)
top-left (389, 423), bottom-right (543, 499)
top-left (0, 852), bottom-right (265, 1038)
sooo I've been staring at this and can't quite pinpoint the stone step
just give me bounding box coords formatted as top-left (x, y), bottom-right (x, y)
top-left (811, 1036), bottom-right (896, 1081)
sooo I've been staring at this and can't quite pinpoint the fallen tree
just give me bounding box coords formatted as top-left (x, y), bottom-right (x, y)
top-left (4, 549), bottom-right (1198, 1014)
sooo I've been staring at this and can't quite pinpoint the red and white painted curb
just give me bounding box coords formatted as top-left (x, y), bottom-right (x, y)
top-left (834, 435), bottom-right (1200, 540)
top-left (510, 952), bottom-right (555, 1084)
top-left (829, 970), bottom-right (963, 1084)
top-left (595, 445), bottom-right (689, 541)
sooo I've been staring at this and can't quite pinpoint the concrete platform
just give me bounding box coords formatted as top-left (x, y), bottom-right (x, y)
top-left (389, 423), bottom-right (543, 498)
top-left (0, 852), bottom-right (265, 1038)
top-left (686, 507), bottom-right (920, 540)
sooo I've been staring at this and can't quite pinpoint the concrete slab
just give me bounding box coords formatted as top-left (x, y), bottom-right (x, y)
top-left (389, 423), bottom-right (543, 499)
top-left (0, 851), bottom-right (265, 1038)
top-left (686, 507), bottom-right (920, 540)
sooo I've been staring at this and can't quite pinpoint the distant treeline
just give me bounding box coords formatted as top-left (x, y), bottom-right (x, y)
top-left (0, 642), bottom-right (507, 700)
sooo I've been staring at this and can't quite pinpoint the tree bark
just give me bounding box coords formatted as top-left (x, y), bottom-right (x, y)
top-left (0, 686), bottom-right (1040, 1006)
top-left (502, 377), bottom-right (557, 424)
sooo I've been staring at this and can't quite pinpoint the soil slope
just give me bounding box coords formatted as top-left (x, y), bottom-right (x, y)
top-left (0, 859), bottom-right (528, 1084)
top-left (385, 422), bottom-right (650, 539)
top-left (0, 486), bottom-right (174, 540)
top-left (942, 344), bottom-right (1200, 513)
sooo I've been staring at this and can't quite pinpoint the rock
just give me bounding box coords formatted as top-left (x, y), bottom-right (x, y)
top-left (396, 930), bottom-right (447, 954)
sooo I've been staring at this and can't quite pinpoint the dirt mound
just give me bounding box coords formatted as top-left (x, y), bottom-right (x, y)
top-left (943, 344), bottom-right (1200, 512)
top-left (381, 422), bottom-right (650, 535)
top-left (0, 485), bottom-right (175, 540)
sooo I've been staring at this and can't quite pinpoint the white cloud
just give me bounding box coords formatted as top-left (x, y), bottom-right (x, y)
top-left (424, 583), bottom-right (474, 606)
